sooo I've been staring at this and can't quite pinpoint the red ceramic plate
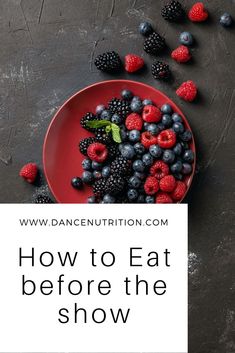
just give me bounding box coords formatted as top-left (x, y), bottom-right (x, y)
top-left (43, 80), bottom-right (195, 203)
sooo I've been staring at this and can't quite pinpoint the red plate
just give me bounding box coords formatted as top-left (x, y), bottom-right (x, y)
top-left (43, 80), bottom-right (196, 203)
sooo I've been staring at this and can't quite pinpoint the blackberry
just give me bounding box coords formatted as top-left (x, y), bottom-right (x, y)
top-left (35, 195), bottom-right (53, 203)
top-left (108, 98), bottom-right (131, 120)
top-left (93, 178), bottom-right (107, 197)
top-left (79, 137), bottom-right (96, 155)
top-left (94, 51), bottom-right (122, 73)
top-left (152, 61), bottom-right (171, 80)
top-left (161, 1), bottom-right (185, 22)
top-left (105, 175), bottom-right (126, 195)
top-left (107, 144), bottom-right (120, 160)
top-left (95, 128), bottom-right (112, 145)
top-left (80, 112), bottom-right (100, 132)
top-left (110, 156), bottom-right (131, 176)
top-left (143, 32), bottom-right (166, 55)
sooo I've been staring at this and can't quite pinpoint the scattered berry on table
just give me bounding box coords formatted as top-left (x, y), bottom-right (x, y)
top-left (139, 21), bottom-right (153, 36)
top-left (35, 195), bottom-right (53, 203)
top-left (96, 104), bottom-right (105, 115)
top-left (157, 129), bottom-right (176, 149)
top-left (159, 175), bottom-right (176, 192)
top-left (82, 171), bottom-right (94, 184)
top-left (161, 1), bottom-right (185, 22)
top-left (179, 32), bottom-right (194, 46)
top-left (141, 131), bottom-right (158, 148)
top-left (149, 144), bottom-right (162, 158)
top-left (87, 142), bottom-right (108, 163)
top-left (162, 149), bottom-right (175, 164)
top-left (71, 177), bottom-right (83, 189)
top-left (176, 80), bottom-right (197, 102)
top-left (121, 89), bottom-right (133, 100)
top-left (144, 32), bottom-right (166, 55)
top-left (82, 158), bottom-right (92, 170)
top-left (125, 113), bottom-right (143, 130)
top-left (152, 61), bottom-right (171, 80)
top-left (220, 13), bottom-right (233, 27)
top-left (80, 112), bottom-right (100, 132)
top-left (171, 181), bottom-right (187, 201)
top-left (161, 104), bottom-right (172, 114)
top-left (188, 2), bottom-right (208, 22)
top-left (94, 51), bottom-right (122, 73)
top-left (130, 97), bottom-right (143, 113)
top-left (108, 98), bottom-right (131, 119)
top-left (150, 160), bottom-right (169, 179)
top-left (19, 163), bottom-right (38, 183)
top-left (156, 192), bottom-right (173, 203)
top-left (144, 176), bottom-right (159, 195)
top-left (143, 105), bottom-right (162, 122)
top-left (103, 194), bottom-right (116, 203)
top-left (125, 54), bottom-right (144, 73)
top-left (171, 45), bottom-right (191, 63)
top-left (142, 99), bottom-right (153, 106)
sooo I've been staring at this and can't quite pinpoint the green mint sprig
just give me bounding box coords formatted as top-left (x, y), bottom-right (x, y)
top-left (86, 120), bottom-right (121, 143)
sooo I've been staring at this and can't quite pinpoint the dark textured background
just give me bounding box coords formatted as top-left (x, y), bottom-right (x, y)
top-left (0, 0), bottom-right (235, 352)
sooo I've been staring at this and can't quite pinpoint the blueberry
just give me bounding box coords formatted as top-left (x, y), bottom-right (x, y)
top-left (173, 173), bottom-right (183, 181)
top-left (139, 21), bottom-right (153, 36)
top-left (170, 161), bottom-right (183, 173)
top-left (162, 149), bottom-right (175, 164)
top-left (157, 122), bottom-right (165, 131)
top-left (220, 13), bottom-right (233, 27)
top-left (102, 166), bottom-right (111, 178)
top-left (120, 127), bottom-right (128, 142)
top-left (131, 98), bottom-right (143, 113)
top-left (142, 99), bottom-right (153, 106)
top-left (137, 194), bottom-right (145, 203)
top-left (161, 103), bottom-right (172, 114)
top-left (172, 113), bottom-right (182, 123)
top-left (132, 159), bottom-right (145, 172)
top-left (129, 129), bottom-right (141, 142)
top-left (147, 123), bottom-right (159, 135)
top-left (87, 196), bottom-right (96, 203)
top-left (82, 158), bottom-right (92, 170)
top-left (134, 142), bottom-right (145, 155)
top-left (180, 130), bottom-right (192, 142)
top-left (173, 122), bottom-right (184, 134)
top-left (82, 171), bottom-right (94, 184)
top-left (179, 31), bottom-right (194, 46)
top-left (180, 141), bottom-right (189, 150)
top-left (162, 114), bottom-right (173, 127)
top-left (93, 171), bottom-right (102, 180)
top-left (183, 150), bottom-right (194, 163)
top-left (134, 171), bottom-right (146, 180)
top-left (92, 161), bottom-right (103, 170)
top-left (173, 143), bottom-right (183, 156)
top-left (111, 113), bottom-right (122, 124)
top-left (96, 104), bottom-right (106, 115)
top-left (149, 144), bottom-right (162, 158)
top-left (71, 177), bottom-right (83, 189)
top-left (121, 89), bottom-right (133, 100)
top-left (103, 194), bottom-right (116, 203)
top-left (182, 163), bottom-right (192, 175)
top-left (101, 110), bottom-right (112, 120)
top-left (129, 176), bottom-right (142, 189)
top-left (121, 143), bottom-right (135, 159)
top-left (144, 122), bottom-right (150, 130)
top-left (146, 195), bottom-right (155, 203)
top-left (142, 153), bottom-right (154, 167)
top-left (127, 188), bottom-right (139, 201)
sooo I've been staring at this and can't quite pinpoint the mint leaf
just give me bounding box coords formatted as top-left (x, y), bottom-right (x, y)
top-left (105, 125), bottom-right (112, 134)
top-left (86, 120), bottom-right (111, 129)
top-left (111, 123), bottom-right (121, 143)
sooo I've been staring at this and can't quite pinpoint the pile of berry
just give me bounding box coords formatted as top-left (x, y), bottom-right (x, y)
top-left (72, 89), bottom-right (194, 203)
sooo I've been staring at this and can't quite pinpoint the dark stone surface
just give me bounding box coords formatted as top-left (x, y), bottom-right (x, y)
top-left (0, 0), bottom-right (234, 352)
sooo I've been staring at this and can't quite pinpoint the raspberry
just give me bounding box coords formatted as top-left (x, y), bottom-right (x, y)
top-left (171, 45), bottom-right (191, 63)
top-left (125, 113), bottom-right (143, 131)
top-left (157, 129), bottom-right (176, 148)
top-left (171, 181), bottom-right (187, 201)
top-left (19, 163), bottom-right (38, 183)
top-left (188, 2), bottom-right (208, 22)
top-left (156, 192), bottom-right (173, 203)
top-left (150, 161), bottom-right (169, 179)
top-left (141, 132), bottom-right (158, 148)
top-left (142, 105), bottom-right (162, 122)
top-left (144, 176), bottom-right (159, 195)
top-left (87, 142), bottom-right (108, 163)
top-left (176, 80), bottom-right (197, 102)
top-left (125, 54), bottom-right (144, 73)
top-left (159, 175), bottom-right (176, 192)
